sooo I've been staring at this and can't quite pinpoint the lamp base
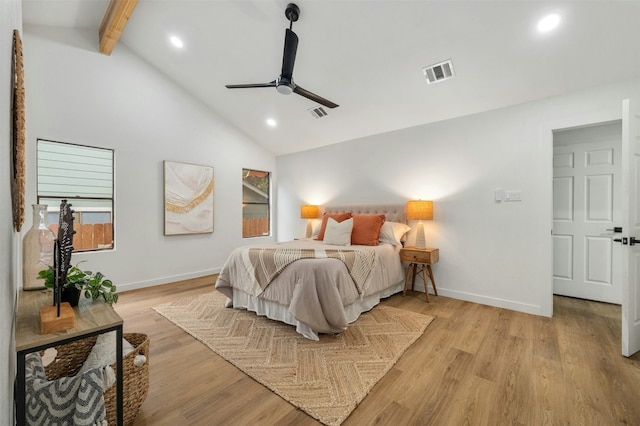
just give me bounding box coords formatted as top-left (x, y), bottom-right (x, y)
top-left (415, 221), bottom-right (426, 249)
top-left (305, 220), bottom-right (313, 238)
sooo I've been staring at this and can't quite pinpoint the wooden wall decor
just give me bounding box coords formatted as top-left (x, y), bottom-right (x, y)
top-left (11, 29), bottom-right (26, 232)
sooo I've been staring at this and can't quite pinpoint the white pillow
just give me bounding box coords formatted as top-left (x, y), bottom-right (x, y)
top-left (78, 331), bottom-right (135, 374)
top-left (379, 221), bottom-right (411, 246)
top-left (323, 217), bottom-right (353, 246)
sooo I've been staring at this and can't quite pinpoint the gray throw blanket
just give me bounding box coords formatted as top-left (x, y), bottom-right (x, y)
top-left (25, 353), bottom-right (108, 426)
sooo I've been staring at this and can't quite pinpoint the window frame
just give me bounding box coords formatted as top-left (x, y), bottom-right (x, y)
top-left (242, 168), bottom-right (271, 238)
top-left (36, 138), bottom-right (115, 252)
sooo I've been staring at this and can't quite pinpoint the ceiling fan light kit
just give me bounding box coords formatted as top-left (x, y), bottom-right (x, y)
top-left (276, 84), bottom-right (293, 95)
top-left (225, 3), bottom-right (339, 109)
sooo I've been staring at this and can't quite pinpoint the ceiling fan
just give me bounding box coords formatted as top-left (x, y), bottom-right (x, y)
top-left (225, 3), bottom-right (339, 109)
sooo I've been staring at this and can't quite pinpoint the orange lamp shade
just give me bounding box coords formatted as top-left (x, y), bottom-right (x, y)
top-left (406, 200), bottom-right (433, 220)
top-left (300, 205), bottom-right (319, 219)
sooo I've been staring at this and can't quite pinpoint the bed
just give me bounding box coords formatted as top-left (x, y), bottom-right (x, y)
top-left (215, 205), bottom-right (409, 340)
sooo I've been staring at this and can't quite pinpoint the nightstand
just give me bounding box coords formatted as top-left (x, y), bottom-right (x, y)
top-left (400, 247), bottom-right (439, 302)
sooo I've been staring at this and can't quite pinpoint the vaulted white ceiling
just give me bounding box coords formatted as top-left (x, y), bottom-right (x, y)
top-left (22, 0), bottom-right (640, 156)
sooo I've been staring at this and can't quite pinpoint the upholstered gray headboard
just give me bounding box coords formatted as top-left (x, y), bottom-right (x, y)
top-left (322, 204), bottom-right (406, 223)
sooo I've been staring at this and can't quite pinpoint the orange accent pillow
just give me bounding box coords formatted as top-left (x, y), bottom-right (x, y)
top-left (316, 212), bottom-right (352, 240)
top-left (351, 214), bottom-right (386, 246)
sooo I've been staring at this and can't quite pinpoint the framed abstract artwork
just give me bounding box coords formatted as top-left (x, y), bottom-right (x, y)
top-left (163, 160), bottom-right (214, 235)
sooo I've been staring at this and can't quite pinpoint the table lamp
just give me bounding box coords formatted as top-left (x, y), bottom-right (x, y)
top-left (300, 205), bottom-right (319, 238)
top-left (406, 200), bottom-right (433, 249)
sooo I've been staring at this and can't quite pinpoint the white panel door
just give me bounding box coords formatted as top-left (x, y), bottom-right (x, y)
top-left (621, 99), bottom-right (640, 357)
top-left (553, 136), bottom-right (622, 303)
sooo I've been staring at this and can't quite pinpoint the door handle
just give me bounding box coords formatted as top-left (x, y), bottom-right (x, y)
top-left (631, 237), bottom-right (639, 246)
top-left (607, 227), bottom-right (623, 233)
top-left (614, 237), bottom-right (628, 245)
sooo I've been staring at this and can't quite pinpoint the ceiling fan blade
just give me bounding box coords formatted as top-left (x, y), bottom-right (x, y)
top-left (281, 28), bottom-right (298, 81)
top-left (293, 85), bottom-right (339, 109)
top-left (225, 81), bottom-right (276, 89)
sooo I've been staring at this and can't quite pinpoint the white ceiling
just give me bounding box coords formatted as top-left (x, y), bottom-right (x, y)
top-left (22, 0), bottom-right (640, 156)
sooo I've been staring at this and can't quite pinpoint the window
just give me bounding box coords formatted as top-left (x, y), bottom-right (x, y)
top-left (37, 139), bottom-right (114, 252)
top-left (242, 168), bottom-right (270, 237)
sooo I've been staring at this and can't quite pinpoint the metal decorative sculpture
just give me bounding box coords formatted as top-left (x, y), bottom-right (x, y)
top-left (52, 200), bottom-right (75, 316)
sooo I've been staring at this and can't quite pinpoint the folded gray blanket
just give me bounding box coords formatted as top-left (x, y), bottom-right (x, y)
top-left (25, 352), bottom-right (108, 426)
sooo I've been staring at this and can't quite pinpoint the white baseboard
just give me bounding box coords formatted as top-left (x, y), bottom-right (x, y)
top-left (117, 268), bottom-right (221, 293)
top-left (119, 270), bottom-right (546, 317)
top-left (411, 282), bottom-right (546, 317)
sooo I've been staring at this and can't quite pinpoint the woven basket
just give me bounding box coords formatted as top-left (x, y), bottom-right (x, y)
top-left (42, 332), bottom-right (150, 426)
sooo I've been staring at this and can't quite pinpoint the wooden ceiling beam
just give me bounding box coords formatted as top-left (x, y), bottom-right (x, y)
top-left (99, 0), bottom-right (138, 55)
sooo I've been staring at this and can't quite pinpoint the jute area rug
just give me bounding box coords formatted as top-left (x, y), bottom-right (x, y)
top-left (152, 291), bottom-right (434, 425)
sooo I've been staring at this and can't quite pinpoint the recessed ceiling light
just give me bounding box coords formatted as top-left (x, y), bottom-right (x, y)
top-left (169, 35), bottom-right (184, 48)
top-left (537, 14), bottom-right (560, 32)
top-left (266, 118), bottom-right (277, 128)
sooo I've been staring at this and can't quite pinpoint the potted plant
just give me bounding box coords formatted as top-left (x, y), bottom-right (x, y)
top-left (37, 262), bottom-right (118, 306)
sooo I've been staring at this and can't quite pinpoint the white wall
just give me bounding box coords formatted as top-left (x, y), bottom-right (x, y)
top-left (277, 76), bottom-right (640, 317)
top-left (22, 25), bottom-right (276, 292)
top-left (1, 1), bottom-right (22, 423)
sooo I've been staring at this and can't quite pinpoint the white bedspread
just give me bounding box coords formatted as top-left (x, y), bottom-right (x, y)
top-left (215, 239), bottom-right (404, 339)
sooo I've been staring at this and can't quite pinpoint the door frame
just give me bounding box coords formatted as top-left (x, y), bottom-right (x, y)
top-left (552, 123), bottom-right (623, 304)
top-left (541, 109), bottom-right (623, 317)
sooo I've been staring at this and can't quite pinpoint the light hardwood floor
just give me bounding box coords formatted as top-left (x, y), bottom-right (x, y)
top-left (114, 276), bottom-right (640, 425)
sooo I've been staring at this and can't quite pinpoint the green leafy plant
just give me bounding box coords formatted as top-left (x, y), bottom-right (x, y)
top-left (38, 262), bottom-right (118, 304)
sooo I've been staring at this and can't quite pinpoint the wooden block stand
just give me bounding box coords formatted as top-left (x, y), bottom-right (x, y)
top-left (39, 303), bottom-right (76, 334)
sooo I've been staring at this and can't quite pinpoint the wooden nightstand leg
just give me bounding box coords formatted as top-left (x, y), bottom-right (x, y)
top-left (420, 266), bottom-right (429, 302)
top-left (411, 263), bottom-right (418, 291)
top-left (426, 264), bottom-right (438, 296)
top-left (403, 263), bottom-right (412, 296)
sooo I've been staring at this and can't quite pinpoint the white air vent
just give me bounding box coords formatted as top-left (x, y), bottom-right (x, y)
top-left (309, 106), bottom-right (328, 119)
top-left (422, 59), bottom-right (455, 84)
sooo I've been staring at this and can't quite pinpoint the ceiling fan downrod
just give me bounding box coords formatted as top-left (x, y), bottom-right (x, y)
top-left (285, 3), bottom-right (300, 29)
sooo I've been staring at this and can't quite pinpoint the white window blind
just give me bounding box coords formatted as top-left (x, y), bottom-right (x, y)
top-left (37, 140), bottom-right (113, 199)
